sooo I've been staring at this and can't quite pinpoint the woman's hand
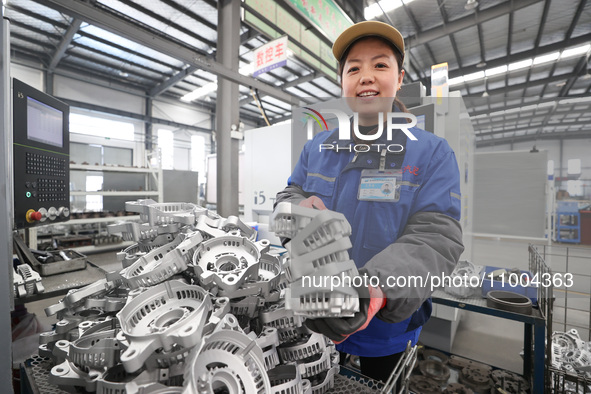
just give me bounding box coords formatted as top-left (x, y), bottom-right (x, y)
top-left (298, 196), bottom-right (327, 210)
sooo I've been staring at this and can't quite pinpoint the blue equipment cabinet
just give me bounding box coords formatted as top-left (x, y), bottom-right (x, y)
top-left (556, 201), bottom-right (580, 243)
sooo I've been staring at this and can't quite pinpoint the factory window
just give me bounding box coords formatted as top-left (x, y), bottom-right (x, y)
top-left (85, 175), bottom-right (103, 211)
top-left (158, 129), bottom-right (174, 170)
top-left (191, 135), bottom-right (206, 175)
top-left (567, 180), bottom-right (583, 197)
top-left (567, 159), bottom-right (581, 175)
top-left (547, 160), bottom-right (554, 176)
top-left (70, 113), bottom-right (134, 141)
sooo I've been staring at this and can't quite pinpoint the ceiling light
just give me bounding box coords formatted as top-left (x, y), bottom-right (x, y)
top-left (364, 0), bottom-right (412, 20)
top-left (463, 71), bottom-right (485, 82)
top-left (555, 81), bottom-right (567, 87)
top-left (476, 61), bottom-right (487, 68)
top-left (533, 52), bottom-right (560, 65)
top-left (508, 58), bottom-right (533, 71)
top-left (448, 76), bottom-right (465, 86)
top-left (465, 0), bottom-right (479, 10)
top-left (485, 65), bottom-right (508, 77)
top-left (181, 82), bottom-right (218, 102)
top-left (560, 44), bottom-right (591, 59)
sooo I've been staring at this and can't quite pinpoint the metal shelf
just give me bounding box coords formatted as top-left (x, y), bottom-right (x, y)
top-left (71, 191), bottom-right (159, 197)
top-left (70, 164), bottom-right (158, 173)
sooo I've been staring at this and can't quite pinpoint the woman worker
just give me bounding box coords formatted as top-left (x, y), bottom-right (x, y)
top-left (275, 21), bottom-right (464, 382)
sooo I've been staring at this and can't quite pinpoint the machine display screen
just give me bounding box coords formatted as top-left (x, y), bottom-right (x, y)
top-left (27, 96), bottom-right (63, 148)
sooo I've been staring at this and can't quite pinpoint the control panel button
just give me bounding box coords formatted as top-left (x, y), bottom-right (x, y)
top-left (47, 207), bottom-right (57, 221)
top-left (25, 209), bottom-right (42, 223)
top-left (57, 207), bottom-right (70, 218)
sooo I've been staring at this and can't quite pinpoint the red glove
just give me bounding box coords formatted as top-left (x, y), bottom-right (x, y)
top-left (305, 285), bottom-right (386, 344)
top-left (298, 196), bottom-right (327, 210)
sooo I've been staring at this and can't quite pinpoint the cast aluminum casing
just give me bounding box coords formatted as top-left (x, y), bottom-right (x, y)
top-left (183, 321), bottom-right (272, 394)
top-left (117, 280), bottom-right (211, 372)
top-left (119, 232), bottom-right (203, 289)
top-left (193, 231), bottom-right (270, 293)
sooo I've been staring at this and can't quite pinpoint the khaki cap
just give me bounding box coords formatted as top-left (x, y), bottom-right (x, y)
top-left (332, 21), bottom-right (405, 62)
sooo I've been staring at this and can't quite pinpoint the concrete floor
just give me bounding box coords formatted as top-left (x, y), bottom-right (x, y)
top-left (20, 237), bottom-right (591, 376)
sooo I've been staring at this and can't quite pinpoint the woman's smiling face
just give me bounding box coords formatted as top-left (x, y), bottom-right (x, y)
top-left (341, 37), bottom-right (404, 125)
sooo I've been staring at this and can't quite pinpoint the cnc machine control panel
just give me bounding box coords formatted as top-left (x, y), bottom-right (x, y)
top-left (13, 79), bottom-right (70, 229)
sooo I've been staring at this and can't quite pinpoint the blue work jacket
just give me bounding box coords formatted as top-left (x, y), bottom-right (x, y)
top-left (288, 124), bottom-right (462, 357)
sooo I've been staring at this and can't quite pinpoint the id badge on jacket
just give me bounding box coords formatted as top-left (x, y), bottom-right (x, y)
top-left (357, 169), bottom-right (403, 202)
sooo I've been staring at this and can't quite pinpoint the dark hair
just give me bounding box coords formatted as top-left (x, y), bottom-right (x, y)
top-left (337, 36), bottom-right (408, 114)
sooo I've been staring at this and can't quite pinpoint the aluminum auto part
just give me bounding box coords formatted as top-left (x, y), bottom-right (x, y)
top-left (116, 332), bottom-right (193, 372)
top-left (45, 278), bottom-right (118, 316)
top-left (120, 232), bottom-right (203, 289)
top-left (409, 375), bottom-right (441, 394)
top-left (221, 215), bottom-right (257, 240)
top-left (16, 264), bottom-right (44, 295)
top-left (260, 300), bottom-right (305, 330)
top-left (218, 253), bottom-right (283, 299)
top-left (276, 326), bottom-right (312, 344)
top-left (49, 359), bottom-right (103, 392)
top-left (38, 343), bottom-right (53, 360)
top-left (127, 382), bottom-right (184, 393)
top-left (85, 287), bottom-right (129, 312)
top-left (68, 329), bottom-right (121, 370)
top-left (284, 237), bottom-right (353, 282)
top-left (419, 359), bottom-right (450, 382)
top-left (252, 327), bottom-right (281, 371)
top-left (201, 297), bottom-right (231, 336)
top-left (443, 383), bottom-right (474, 394)
top-left (39, 329), bottom-right (68, 345)
top-left (552, 329), bottom-right (591, 372)
top-left (193, 232), bottom-right (269, 292)
top-left (117, 280), bottom-right (211, 372)
top-left (229, 295), bottom-right (264, 318)
top-left (52, 339), bottom-right (70, 364)
top-left (55, 309), bottom-right (108, 334)
top-left (297, 347), bottom-right (333, 379)
top-left (288, 211), bottom-right (351, 256)
top-left (491, 369), bottom-right (529, 393)
top-left (271, 203), bottom-right (351, 244)
top-left (125, 199), bottom-right (206, 226)
top-left (116, 234), bottom-right (177, 268)
top-left (184, 328), bottom-right (271, 394)
top-left (77, 316), bottom-right (119, 338)
top-left (486, 290), bottom-right (532, 315)
top-left (277, 333), bottom-right (326, 363)
top-left (268, 364), bottom-right (304, 394)
top-left (195, 214), bottom-right (257, 241)
top-left (308, 365), bottom-right (337, 394)
top-left (285, 267), bottom-right (360, 318)
top-left (459, 367), bottom-right (492, 392)
top-left (108, 220), bottom-right (181, 242)
top-left (13, 267), bottom-right (26, 298)
top-left (95, 364), bottom-right (170, 394)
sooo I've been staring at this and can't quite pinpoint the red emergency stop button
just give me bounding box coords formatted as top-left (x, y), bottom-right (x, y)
top-left (26, 209), bottom-right (43, 223)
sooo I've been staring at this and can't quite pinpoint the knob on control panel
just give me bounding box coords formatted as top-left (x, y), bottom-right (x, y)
top-left (57, 207), bottom-right (70, 218)
top-left (47, 207), bottom-right (58, 221)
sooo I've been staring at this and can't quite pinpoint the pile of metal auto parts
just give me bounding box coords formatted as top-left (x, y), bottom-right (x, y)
top-left (409, 352), bottom-right (530, 394)
top-left (38, 199), bottom-right (344, 393)
top-left (551, 328), bottom-right (591, 392)
top-left (271, 202), bottom-right (360, 318)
